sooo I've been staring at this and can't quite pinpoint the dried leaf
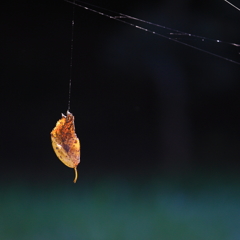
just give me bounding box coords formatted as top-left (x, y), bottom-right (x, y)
top-left (50, 111), bottom-right (80, 183)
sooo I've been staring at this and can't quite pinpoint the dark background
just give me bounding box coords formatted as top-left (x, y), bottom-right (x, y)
top-left (1, 0), bottom-right (240, 239)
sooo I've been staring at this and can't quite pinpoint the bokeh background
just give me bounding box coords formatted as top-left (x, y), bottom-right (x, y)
top-left (1, 0), bottom-right (240, 239)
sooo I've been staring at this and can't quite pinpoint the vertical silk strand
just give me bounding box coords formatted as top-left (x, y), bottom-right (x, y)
top-left (68, 0), bottom-right (76, 111)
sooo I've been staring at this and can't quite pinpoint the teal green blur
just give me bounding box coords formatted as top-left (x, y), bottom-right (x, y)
top-left (1, 174), bottom-right (240, 240)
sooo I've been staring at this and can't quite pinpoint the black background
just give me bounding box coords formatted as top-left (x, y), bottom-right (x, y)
top-left (1, 0), bottom-right (240, 184)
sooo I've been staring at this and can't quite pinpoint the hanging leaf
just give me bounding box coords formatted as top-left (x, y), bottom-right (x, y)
top-left (50, 111), bottom-right (80, 183)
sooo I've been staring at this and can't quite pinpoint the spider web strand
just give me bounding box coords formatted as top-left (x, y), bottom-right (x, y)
top-left (65, 0), bottom-right (240, 65)
top-left (68, 0), bottom-right (76, 111)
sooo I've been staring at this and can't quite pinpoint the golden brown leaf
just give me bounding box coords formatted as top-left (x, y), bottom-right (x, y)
top-left (50, 111), bottom-right (80, 183)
